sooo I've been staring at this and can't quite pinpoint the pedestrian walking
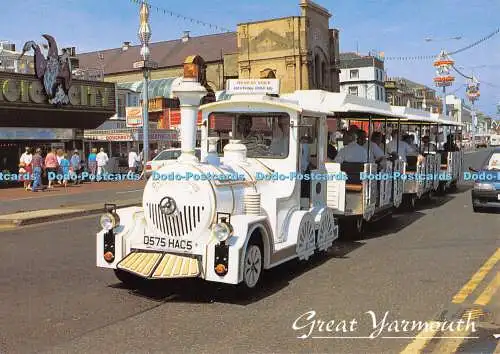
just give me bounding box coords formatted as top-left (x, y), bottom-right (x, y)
top-left (128, 149), bottom-right (140, 173)
top-left (88, 148), bottom-right (97, 181)
top-left (96, 148), bottom-right (109, 180)
top-left (31, 148), bottom-right (44, 192)
top-left (56, 148), bottom-right (64, 185)
top-left (44, 148), bottom-right (59, 189)
top-left (19, 146), bottom-right (33, 191)
top-left (70, 150), bottom-right (81, 184)
top-left (60, 152), bottom-right (70, 190)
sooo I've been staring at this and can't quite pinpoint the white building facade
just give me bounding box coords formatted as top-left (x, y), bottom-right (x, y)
top-left (339, 52), bottom-right (385, 102)
top-left (446, 95), bottom-right (473, 136)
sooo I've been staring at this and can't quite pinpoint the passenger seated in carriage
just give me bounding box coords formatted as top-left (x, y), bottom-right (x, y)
top-left (387, 130), bottom-right (418, 162)
top-left (369, 132), bottom-right (388, 167)
top-left (334, 130), bottom-right (375, 164)
top-left (327, 132), bottom-right (338, 161)
top-left (421, 136), bottom-right (437, 153)
top-left (443, 134), bottom-right (459, 152)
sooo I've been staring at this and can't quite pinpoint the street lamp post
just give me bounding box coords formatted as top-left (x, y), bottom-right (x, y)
top-left (134, 1), bottom-right (157, 178)
top-left (466, 75), bottom-right (480, 149)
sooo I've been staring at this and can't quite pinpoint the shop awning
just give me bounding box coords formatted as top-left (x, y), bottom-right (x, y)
top-left (117, 77), bottom-right (183, 99)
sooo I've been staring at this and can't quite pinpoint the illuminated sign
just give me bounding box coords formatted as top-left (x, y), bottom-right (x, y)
top-left (0, 72), bottom-right (115, 110)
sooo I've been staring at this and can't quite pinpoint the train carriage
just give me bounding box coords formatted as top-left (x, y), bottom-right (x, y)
top-left (392, 107), bottom-right (442, 210)
top-left (283, 90), bottom-right (407, 235)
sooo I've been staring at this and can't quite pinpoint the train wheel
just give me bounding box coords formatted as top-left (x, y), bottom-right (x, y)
top-left (438, 183), bottom-right (446, 195)
top-left (408, 195), bottom-right (417, 211)
top-left (242, 241), bottom-right (263, 289)
top-left (351, 217), bottom-right (364, 239)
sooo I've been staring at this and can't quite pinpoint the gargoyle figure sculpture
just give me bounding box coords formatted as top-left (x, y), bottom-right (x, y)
top-left (19, 34), bottom-right (72, 105)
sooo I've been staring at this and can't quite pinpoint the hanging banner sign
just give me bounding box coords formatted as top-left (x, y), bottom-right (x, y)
top-left (0, 128), bottom-right (74, 140)
top-left (226, 79), bottom-right (280, 95)
top-left (126, 107), bottom-right (143, 127)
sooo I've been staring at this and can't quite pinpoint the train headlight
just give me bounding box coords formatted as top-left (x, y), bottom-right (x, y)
top-left (99, 212), bottom-right (120, 231)
top-left (212, 222), bottom-right (233, 242)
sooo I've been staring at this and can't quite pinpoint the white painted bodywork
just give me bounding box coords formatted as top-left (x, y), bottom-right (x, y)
top-left (97, 91), bottom-right (340, 286)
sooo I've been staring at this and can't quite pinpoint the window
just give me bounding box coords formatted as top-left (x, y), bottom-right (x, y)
top-left (208, 113), bottom-right (290, 158)
top-left (375, 86), bottom-right (379, 100)
top-left (350, 69), bottom-right (359, 79)
top-left (349, 86), bottom-right (358, 96)
top-left (117, 93), bottom-right (126, 118)
top-left (315, 54), bottom-right (321, 88)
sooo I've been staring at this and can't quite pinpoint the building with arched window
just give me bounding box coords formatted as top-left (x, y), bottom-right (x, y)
top-left (237, 0), bottom-right (340, 93)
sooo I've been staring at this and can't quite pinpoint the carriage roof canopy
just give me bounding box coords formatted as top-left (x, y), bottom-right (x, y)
top-left (282, 90), bottom-right (403, 120)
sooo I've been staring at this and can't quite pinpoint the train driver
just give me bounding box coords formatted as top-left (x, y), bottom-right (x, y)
top-left (236, 115), bottom-right (268, 155)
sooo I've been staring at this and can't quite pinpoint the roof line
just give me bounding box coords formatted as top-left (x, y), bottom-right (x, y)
top-left (77, 31), bottom-right (237, 56)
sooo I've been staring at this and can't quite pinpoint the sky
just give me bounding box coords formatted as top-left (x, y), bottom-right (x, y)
top-left (1, 0), bottom-right (499, 117)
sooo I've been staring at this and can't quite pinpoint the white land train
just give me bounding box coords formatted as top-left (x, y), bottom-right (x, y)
top-left (96, 87), bottom-right (340, 289)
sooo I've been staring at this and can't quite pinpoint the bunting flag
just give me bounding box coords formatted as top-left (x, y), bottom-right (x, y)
top-left (129, 0), bottom-right (232, 33)
top-left (384, 27), bottom-right (499, 60)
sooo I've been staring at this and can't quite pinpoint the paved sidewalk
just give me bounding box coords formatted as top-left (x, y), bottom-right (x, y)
top-left (0, 198), bottom-right (141, 227)
top-left (0, 180), bottom-right (145, 215)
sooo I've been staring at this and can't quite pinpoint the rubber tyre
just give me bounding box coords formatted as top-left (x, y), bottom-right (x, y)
top-left (407, 195), bottom-right (417, 211)
top-left (472, 205), bottom-right (482, 213)
top-left (241, 240), bottom-right (263, 290)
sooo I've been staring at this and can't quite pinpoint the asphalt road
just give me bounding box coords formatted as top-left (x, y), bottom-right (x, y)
top-left (0, 183), bottom-right (143, 215)
top-left (0, 150), bottom-right (498, 354)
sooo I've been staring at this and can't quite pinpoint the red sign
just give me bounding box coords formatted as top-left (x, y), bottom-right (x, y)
top-left (168, 109), bottom-right (202, 128)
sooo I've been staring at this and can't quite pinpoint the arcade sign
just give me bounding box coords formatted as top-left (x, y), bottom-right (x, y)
top-left (0, 72), bottom-right (115, 110)
top-left (226, 79), bottom-right (280, 95)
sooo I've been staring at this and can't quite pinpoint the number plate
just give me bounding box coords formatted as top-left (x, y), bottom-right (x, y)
top-left (143, 236), bottom-right (193, 251)
top-left (497, 194), bottom-right (500, 201)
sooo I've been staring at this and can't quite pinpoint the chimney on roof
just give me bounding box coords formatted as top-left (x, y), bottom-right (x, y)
top-left (122, 41), bottom-right (131, 51)
top-left (182, 31), bottom-right (190, 43)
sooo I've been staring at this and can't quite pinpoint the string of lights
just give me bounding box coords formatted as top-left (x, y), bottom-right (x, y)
top-left (452, 65), bottom-right (473, 80)
top-left (129, 0), bottom-right (232, 33)
top-left (384, 27), bottom-right (499, 60)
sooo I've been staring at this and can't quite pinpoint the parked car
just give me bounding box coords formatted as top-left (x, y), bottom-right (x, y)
top-left (470, 148), bottom-right (500, 212)
top-left (145, 148), bottom-right (201, 178)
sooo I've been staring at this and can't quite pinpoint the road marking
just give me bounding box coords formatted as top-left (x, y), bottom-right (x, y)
top-left (431, 271), bottom-right (500, 353)
top-left (399, 321), bottom-right (442, 354)
top-left (400, 249), bottom-right (499, 353)
top-left (116, 189), bottom-right (143, 194)
top-left (452, 248), bottom-right (500, 304)
top-left (474, 272), bottom-right (500, 306)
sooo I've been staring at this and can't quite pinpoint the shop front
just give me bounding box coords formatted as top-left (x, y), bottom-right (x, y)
top-left (82, 128), bottom-right (178, 172)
